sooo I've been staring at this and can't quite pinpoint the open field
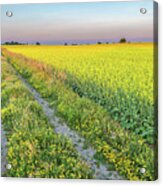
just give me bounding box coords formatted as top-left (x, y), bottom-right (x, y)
top-left (1, 43), bottom-right (157, 180)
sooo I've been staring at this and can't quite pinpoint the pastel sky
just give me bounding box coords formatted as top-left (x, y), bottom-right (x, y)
top-left (1, 1), bottom-right (154, 44)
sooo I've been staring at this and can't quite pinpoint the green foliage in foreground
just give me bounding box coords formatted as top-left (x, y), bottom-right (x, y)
top-left (3, 51), bottom-right (157, 181)
top-left (1, 61), bottom-right (93, 178)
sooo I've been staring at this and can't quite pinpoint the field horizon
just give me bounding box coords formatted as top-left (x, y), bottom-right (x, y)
top-left (2, 41), bottom-right (154, 46)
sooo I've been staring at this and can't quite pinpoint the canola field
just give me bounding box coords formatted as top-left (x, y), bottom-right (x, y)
top-left (2, 43), bottom-right (157, 180)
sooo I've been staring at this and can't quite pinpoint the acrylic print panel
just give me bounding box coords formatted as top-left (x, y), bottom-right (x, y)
top-left (1, 0), bottom-right (158, 180)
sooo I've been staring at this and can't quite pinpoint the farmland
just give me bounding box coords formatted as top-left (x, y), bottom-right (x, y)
top-left (1, 43), bottom-right (157, 180)
top-left (1, 59), bottom-right (93, 178)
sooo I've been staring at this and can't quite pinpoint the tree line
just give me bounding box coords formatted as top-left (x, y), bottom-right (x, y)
top-left (2, 41), bottom-right (41, 45)
top-left (3, 38), bottom-right (127, 46)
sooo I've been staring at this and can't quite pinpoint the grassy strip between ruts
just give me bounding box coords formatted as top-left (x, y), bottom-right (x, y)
top-left (3, 49), bottom-right (157, 180)
top-left (1, 60), bottom-right (93, 178)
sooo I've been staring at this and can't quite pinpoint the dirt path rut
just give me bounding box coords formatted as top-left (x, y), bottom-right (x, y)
top-left (3, 60), bottom-right (123, 179)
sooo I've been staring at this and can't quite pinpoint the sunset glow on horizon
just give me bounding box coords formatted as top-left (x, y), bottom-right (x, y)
top-left (1, 1), bottom-right (154, 44)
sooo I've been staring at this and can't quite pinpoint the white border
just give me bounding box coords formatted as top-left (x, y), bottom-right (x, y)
top-left (0, 0), bottom-right (154, 4)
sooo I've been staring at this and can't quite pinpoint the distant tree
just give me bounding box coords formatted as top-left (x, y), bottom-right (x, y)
top-left (64, 42), bottom-right (68, 46)
top-left (119, 38), bottom-right (127, 43)
top-left (4, 42), bottom-right (9, 45)
top-left (36, 42), bottom-right (40, 45)
top-left (4, 41), bottom-right (23, 45)
top-left (97, 41), bottom-right (102, 44)
top-left (106, 42), bottom-right (109, 44)
top-left (72, 43), bottom-right (78, 46)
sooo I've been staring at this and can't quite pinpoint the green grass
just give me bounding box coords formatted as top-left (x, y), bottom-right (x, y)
top-left (1, 60), bottom-right (93, 178)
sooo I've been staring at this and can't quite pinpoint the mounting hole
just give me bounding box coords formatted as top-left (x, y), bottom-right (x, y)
top-left (140, 8), bottom-right (147, 14)
top-left (6, 164), bottom-right (12, 169)
top-left (140, 167), bottom-right (146, 174)
top-left (6, 11), bottom-right (13, 17)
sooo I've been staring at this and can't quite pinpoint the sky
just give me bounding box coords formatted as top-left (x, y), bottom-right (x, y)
top-left (1, 1), bottom-right (154, 44)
